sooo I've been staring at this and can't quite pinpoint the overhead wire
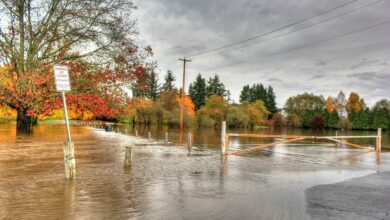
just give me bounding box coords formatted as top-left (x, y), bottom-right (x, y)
top-left (186, 0), bottom-right (360, 58)
top-left (191, 0), bottom-right (385, 61)
top-left (201, 19), bottom-right (390, 71)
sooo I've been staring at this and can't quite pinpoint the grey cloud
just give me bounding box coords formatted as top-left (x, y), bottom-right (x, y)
top-left (350, 59), bottom-right (389, 70)
top-left (134, 0), bottom-right (390, 106)
top-left (310, 74), bottom-right (325, 80)
top-left (268, 77), bottom-right (283, 82)
top-left (347, 72), bottom-right (390, 81)
top-left (315, 60), bottom-right (328, 66)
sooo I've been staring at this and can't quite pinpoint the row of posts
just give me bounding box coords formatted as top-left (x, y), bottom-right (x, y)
top-left (86, 120), bottom-right (226, 155)
top-left (84, 121), bottom-right (194, 148)
top-left (124, 131), bottom-right (193, 167)
top-left (73, 121), bottom-right (383, 179)
top-left (85, 121), bottom-right (383, 165)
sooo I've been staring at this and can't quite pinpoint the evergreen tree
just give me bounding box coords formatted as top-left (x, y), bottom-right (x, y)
top-left (161, 70), bottom-right (176, 92)
top-left (371, 107), bottom-right (390, 129)
top-left (239, 85), bottom-right (251, 103)
top-left (323, 110), bottom-right (340, 128)
top-left (189, 74), bottom-right (207, 110)
top-left (206, 74), bottom-right (229, 99)
top-left (348, 108), bottom-right (372, 130)
top-left (147, 71), bottom-right (159, 100)
top-left (239, 83), bottom-right (277, 114)
top-left (251, 84), bottom-right (266, 102)
top-left (265, 86), bottom-right (277, 114)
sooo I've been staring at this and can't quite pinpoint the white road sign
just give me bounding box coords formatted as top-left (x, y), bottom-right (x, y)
top-left (54, 65), bottom-right (71, 91)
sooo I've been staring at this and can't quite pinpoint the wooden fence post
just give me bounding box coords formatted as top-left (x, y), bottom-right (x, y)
top-left (135, 130), bottom-right (138, 137)
top-left (63, 142), bottom-right (76, 179)
top-left (148, 131), bottom-right (151, 140)
top-left (221, 121), bottom-right (226, 155)
top-left (124, 146), bottom-right (133, 167)
top-left (376, 128), bottom-right (382, 153)
top-left (165, 132), bottom-right (168, 146)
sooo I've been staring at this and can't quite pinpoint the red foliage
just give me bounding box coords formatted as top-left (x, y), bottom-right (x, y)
top-left (0, 65), bottom-right (55, 116)
top-left (0, 59), bottom-right (146, 119)
top-left (310, 113), bottom-right (325, 129)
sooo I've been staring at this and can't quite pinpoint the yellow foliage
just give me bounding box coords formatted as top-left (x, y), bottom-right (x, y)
top-left (39, 108), bottom-right (94, 120)
top-left (0, 65), bottom-right (16, 89)
top-left (0, 105), bottom-right (17, 119)
top-left (346, 92), bottom-right (365, 112)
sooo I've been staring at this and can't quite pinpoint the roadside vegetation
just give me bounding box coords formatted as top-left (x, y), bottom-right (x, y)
top-left (1, 67), bottom-right (389, 131)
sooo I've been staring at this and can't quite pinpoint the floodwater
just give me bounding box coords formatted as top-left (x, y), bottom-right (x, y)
top-left (0, 122), bottom-right (390, 219)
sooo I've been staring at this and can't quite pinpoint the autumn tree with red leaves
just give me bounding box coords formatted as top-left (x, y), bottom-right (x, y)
top-left (0, 0), bottom-right (153, 132)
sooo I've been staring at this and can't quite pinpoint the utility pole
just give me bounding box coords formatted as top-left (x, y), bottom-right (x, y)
top-left (179, 57), bottom-right (191, 134)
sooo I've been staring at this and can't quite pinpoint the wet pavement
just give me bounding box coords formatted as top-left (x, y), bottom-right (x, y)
top-left (306, 171), bottom-right (390, 220)
top-left (0, 123), bottom-right (389, 219)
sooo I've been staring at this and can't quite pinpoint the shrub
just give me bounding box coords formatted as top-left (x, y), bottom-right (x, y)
top-left (272, 112), bottom-right (286, 128)
top-left (310, 113), bottom-right (324, 129)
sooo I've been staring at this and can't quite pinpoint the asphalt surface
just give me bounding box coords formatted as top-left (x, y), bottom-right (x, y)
top-left (305, 171), bottom-right (390, 220)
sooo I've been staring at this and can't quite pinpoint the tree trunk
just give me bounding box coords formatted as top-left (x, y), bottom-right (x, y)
top-left (16, 108), bottom-right (32, 133)
top-left (31, 117), bottom-right (38, 125)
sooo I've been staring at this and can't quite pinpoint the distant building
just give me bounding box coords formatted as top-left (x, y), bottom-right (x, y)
top-left (337, 90), bottom-right (346, 117)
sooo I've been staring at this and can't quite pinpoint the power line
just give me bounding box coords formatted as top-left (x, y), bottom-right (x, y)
top-left (166, 61), bottom-right (180, 72)
top-left (202, 19), bottom-right (390, 71)
top-left (186, 0), bottom-right (359, 58)
top-left (192, 0), bottom-right (384, 61)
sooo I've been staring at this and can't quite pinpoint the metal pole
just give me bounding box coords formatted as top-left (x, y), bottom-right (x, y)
top-left (62, 91), bottom-right (71, 142)
top-left (221, 121), bottom-right (226, 155)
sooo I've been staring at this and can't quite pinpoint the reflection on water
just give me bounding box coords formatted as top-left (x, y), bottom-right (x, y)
top-left (0, 123), bottom-right (390, 219)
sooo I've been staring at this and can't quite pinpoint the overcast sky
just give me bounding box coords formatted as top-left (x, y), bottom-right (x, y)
top-left (133, 0), bottom-right (390, 107)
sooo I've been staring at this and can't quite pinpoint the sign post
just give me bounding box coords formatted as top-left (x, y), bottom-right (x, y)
top-left (54, 65), bottom-right (76, 179)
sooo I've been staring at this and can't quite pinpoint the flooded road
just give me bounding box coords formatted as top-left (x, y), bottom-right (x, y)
top-left (0, 123), bottom-right (390, 219)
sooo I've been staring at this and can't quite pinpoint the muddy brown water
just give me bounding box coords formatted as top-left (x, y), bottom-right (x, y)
top-left (0, 122), bottom-right (390, 219)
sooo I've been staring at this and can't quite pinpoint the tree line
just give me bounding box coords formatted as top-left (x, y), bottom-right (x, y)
top-left (1, 59), bottom-right (389, 131)
top-left (279, 91), bottom-right (390, 130)
top-left (127, 73), bottom-right (390, 130)
top-left (121, 70), bottom-right (276, 128)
